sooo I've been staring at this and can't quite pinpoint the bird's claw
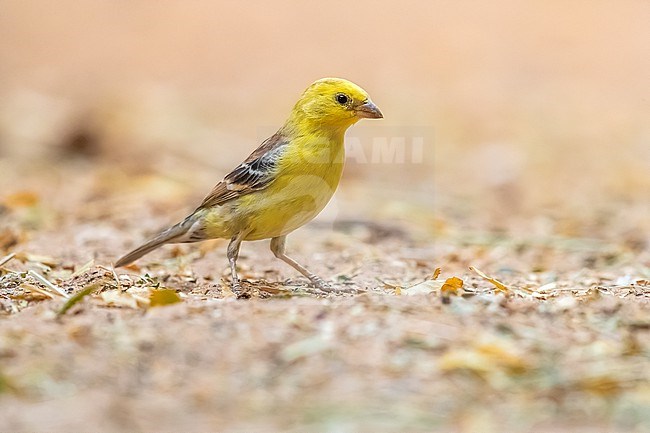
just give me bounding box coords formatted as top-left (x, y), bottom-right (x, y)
top-left (230, 280), bottom-right (243, 295)
top-left (309, 275), bottom-right (331, 291)
top-left (307, 275), bottom-right (359, 294)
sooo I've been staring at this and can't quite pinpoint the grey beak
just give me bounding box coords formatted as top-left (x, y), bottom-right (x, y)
top-left (356, 100), bottom-right (383, 119)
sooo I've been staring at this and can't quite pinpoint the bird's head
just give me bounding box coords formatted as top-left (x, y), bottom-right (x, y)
top-left (288, 78), bottom-right (383, 130)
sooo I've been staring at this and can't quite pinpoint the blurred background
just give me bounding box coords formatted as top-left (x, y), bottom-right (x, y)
top-left (0, 0), bottom-right (648, 260)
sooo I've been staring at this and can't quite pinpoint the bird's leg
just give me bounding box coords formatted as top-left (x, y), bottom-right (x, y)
top-left (226, 234), bottom-right (244, 291)
top-left (270, 235), bottom-right (332, 291)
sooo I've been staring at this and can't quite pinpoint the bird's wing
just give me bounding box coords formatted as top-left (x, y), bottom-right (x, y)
top-left (196, 132), bottom-right (288, 209)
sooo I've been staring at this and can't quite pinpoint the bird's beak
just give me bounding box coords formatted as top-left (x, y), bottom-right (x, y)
top-left (355, 100), bottom-right (383, 119)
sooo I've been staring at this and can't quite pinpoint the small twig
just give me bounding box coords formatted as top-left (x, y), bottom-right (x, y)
top-left (0, 253), bottom-right (16, 268)
top-left (28, 270), bottom-right (70, 299)
top-left (20, 283), bottom-right (57, 299)
top-left (375, 277), bottom-right (402, 289)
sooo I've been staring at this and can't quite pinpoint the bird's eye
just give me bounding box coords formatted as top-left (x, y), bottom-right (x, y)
top-left (336, 93), bottom-right (349, 105)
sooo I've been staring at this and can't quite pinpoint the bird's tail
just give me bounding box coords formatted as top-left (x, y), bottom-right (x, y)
top-left (115, 216), bottom-right (197, 267)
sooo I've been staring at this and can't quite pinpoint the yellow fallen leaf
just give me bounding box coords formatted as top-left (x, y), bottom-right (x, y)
top-left (439, 276), bottom-right (464, 304)
top-left (149, 289), bottom-right (182, 307)
top-left (3, 191), bottom-right (39, 208)
top-left (576, 375), bottom-right (626, 396)
top-left (440, 276), bottom-right (463, 296)
top-left (403, 274), bottom-right (464, 297)
top-left (475, 342), bottom-right (529, 374)
top-left (469, 266), bottom-right (509, 293)
top-left (439, 341), bottom-right (529, 375)
top-left (438, 349), bottom-right (492, 374)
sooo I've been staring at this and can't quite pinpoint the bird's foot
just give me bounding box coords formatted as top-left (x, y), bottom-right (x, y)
top-left (308, 274), bottom-right (331, 291)
top-left (230, 279), bottom-right (247, 298)
top-left (307, 275), bottom-right (359, 294)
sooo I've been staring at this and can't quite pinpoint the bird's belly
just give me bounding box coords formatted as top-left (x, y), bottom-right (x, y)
top-left (201, 137), bottom-right (345, 242)
top-left (240, 166), bottom-right (342, 240)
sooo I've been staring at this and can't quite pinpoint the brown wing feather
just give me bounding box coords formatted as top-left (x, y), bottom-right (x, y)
top-left (196, 132), bottom-right (287, 210)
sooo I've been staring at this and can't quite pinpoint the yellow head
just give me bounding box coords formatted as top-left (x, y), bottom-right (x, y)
top-left (286, 78), bottom-right (383, 130)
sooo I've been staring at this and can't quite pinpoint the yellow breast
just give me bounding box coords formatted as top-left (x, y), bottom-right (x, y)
top-left (204, 132), bottom-right (346, 241)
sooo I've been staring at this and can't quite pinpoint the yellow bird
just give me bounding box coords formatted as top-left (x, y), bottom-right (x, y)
top-left (115, 78), bottom-right (383, 291)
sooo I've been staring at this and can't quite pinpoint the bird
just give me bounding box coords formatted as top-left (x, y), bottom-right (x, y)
top-left (115, 77), bottom-right (383, 291)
